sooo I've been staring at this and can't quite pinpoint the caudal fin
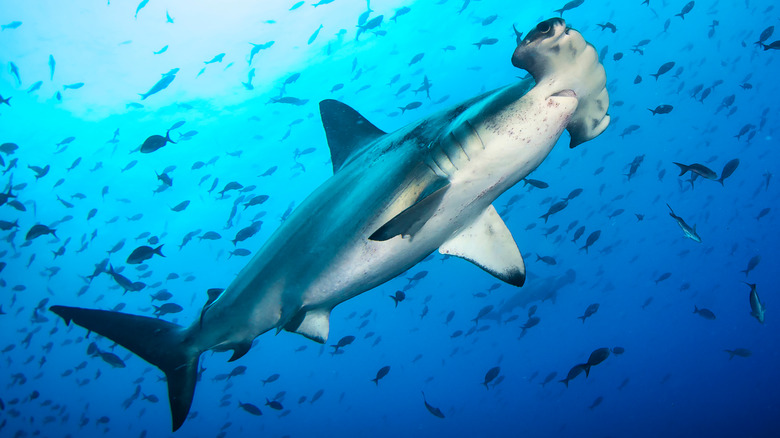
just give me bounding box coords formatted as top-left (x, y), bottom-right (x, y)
top-left (673, 162), bottom-right (689, 176)
top-left (50, 305), bottom-right (200, 432)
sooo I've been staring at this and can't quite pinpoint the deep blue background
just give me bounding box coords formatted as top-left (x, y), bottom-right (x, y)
top-left (1, 1), bottom-right (778, 437)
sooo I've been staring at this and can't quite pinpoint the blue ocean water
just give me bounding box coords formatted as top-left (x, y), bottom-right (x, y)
top-left (1, 0), bottom-right (778, 437)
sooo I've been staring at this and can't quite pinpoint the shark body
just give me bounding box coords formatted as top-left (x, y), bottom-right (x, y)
top-left (51, 18), bottom-right (609, 431)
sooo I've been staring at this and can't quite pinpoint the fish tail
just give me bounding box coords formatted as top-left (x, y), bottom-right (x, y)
top-left (559, 378), bottom-right (569, 388)
top-left (672, 162), bottom-right (688, 176)
top-left (371, 377), bottom-right (379, 386)
top-left (554, 8), bottom-right (564, 16)
top-left (165, 130), bottom-right (176, 145)
top-left (647, 108), bottom-right (656, 115)
top-left (693, 305), bottom-right (698, 314)
top-left (724, 349), bottom-right (734, 360)
top-left (138, 93), bottom-right (147, 100)
top-left (49, 305), bottom-right (201, 431)
top-left (650, 73), bottom-right (659, 81)
top-left (155, 244), bottom-right (165, 257)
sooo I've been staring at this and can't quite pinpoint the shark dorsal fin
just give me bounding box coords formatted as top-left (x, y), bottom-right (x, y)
top-left (439, 205), bottom-right (526, 287)
top-left (319, 99), bottom-right (386, 173)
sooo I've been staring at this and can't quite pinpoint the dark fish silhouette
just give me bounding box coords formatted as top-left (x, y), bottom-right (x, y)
top-left (483, 366), bottom-right (500, 389)
top-left (655, 272), bottom-right (671, 284)
top-left (154, 303), bottom-right (183, 317)
top-left (588, 396), bottom-right (604, 410)
top-left (597, 22), bottom-right (617, 33)
top-left (650, 62), bottom-right (675, 80)
top-left (540, 200), bottom-right (568, 222)
top-left (579, 230), bottom-right (601, 253)
top-left (716, 159), bottom-right (739, 185)
top-left (648, 104), bottom-right (673, 115)
top-left (583, 347), bottom-right (610, 376)
top-left (473, 37), bottom-right (498, 49)
top-left (140, 130), bottom-right (175, 153)
top-left (741, 255), bottom-right (760, 277)
top-left (26, 224), bottom-right (56, 240)
top-left (675, 1), bottom-right (695, 19)
top-left (262, 373), bottom-right (280, 385)
top-left (421, 392), bottom-right (444, 418)
top-left (578, 303), bottom-right (599, 323)
top-left (265, 398), bottom-right (283, 410)
top-left (472, 305), bottom-right (494, 325)
top-left (523, 178), bottom-right (549, 189)
top-left (331, 335), bottom-right (355, 352)
top-left (560, 363), bottom-right (586, 387)
top-left (754, 26), bottom-right (774, 46)
top-left (140, 73), bottom-right (176, 100)
top-left (724, 348), bottom-right (751, 359)
top-left (371, 366), bottom-right (390, 385)
top-left (127, 245), bottom-right (164, 264)
top-left (389, 291), bottom-right (405, 307)
top-left (693, 306), bottom-right (716, 320)
top-left (238, 401), bottom-right (262, 416)
top-left (554, 0), bottom-right (585, 17)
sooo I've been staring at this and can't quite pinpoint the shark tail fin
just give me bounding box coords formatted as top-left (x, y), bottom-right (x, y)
top-left (50, 305), bottom-right (200, 432)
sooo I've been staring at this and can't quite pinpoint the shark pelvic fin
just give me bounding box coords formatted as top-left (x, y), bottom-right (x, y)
top-left (319, 99), bottom-right (386, 173)
top-left (439, 205), bottom-right (526, 287)
top-left (228, 341), bottom-right (253, 362)
top-left (284, 308), bottom-right (331, 343)
top-left (369, 180), bottom-right (450, 241)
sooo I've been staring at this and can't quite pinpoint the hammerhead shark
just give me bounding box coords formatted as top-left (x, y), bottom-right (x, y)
top-left (51, 18), bottom-right (609, 431)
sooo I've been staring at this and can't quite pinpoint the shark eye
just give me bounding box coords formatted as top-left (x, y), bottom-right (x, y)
top-left (536, 21), bottom-right (552, 34)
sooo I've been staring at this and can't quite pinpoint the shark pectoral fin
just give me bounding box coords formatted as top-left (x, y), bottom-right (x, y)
top-left (319, 99), bottom-right (387, 174)
top-left (368, 180), bottom-right (451, 241)
top-left (284, 308), bottom-right (330, 343)
top-left (439, 205), bottom-right (526, 287)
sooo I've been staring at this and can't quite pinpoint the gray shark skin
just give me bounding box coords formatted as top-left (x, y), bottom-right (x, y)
top-left (50, 18), bottom-right (609, 432)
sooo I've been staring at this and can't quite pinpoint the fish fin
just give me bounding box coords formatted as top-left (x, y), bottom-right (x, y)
top-left (228, 341), bottom-right (252, 362)
top-left (284, 308), bottom-right (330, 343)
top-left (369, 180), bottom-right (450, 241)
top-left (439, 205), bottom-right (526, 287)
top-left (49, 305), bottom-right (199, 432)
top-left (319, 99), bottom-right (386, 174)
top-left (673, 162), bottom-right (689, 176)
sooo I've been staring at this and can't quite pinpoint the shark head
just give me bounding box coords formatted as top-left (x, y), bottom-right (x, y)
top-left (512, 18), bottom-right (610, 147)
